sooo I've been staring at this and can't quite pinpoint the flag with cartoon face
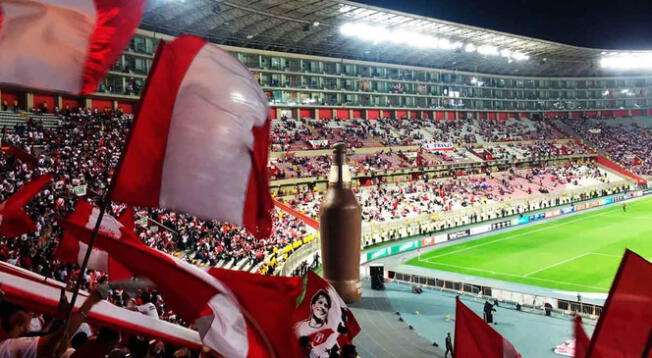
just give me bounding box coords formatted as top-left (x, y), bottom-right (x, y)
top-left (293, 271), bottom-right (360, 358)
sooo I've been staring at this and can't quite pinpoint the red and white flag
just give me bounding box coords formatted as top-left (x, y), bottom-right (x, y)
top-left (292, 271), bottom-right (361, 358)
top-left (56, 200), bottom-right (136, 281)
top-left (110, 35), bottom-right (273, 238)
top-left (60, 209), bottom-right (305, 358)
top-left (454, 298), bottom-right (522, 358)
top-left (0, 0), bottom-right (145, 94)
top-left (0, 260), bottom-right (202, 349)
top-left (587, 250), bottom-right (652, 358)
top-left (0, 174), bottom-right (51, 237)
top-left (574, 316), bottom-right (591, 358)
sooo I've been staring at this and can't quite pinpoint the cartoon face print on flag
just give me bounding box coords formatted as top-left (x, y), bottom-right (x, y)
top-left (293, 272), bottom-right (360, 358)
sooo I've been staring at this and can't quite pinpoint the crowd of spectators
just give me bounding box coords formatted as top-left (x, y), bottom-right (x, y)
top-left (474, 141), bottom-right (589, 162)
top-left (283, 162), bottom-right (624, 224)
top-left (268, 140), bottom-right (591, 180)
top-left (269, 154), bottom-right (331, 179)
top-left (0, 108), bottom-right (313, 330)
top-left (562, 117), bottom-right (652, 176)
top-left (268, 116), bottom-right (566, 151)
top-left (0, 107), bottom-right (644, 358)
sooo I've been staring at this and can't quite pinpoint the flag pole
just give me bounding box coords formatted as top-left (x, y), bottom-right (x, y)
top-left (60, 41), bottom-right (169, 337)
top-left (60, 197), bottom-right (111, 334)
top-left (61, 143), bottom-right (128, 336)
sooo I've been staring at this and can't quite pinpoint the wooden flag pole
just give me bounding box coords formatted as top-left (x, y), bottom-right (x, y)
top-left (58, 41), bottom-right (169, 336)
top-left (61, 197), bottom-right (111, 336)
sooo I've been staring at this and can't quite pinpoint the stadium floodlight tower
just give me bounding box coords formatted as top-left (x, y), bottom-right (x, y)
top-left (319, 143), bottom-right (362, 303)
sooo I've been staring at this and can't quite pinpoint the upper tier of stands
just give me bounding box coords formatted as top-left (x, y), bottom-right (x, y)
top-left (271, 116), bottom-right (565, 151)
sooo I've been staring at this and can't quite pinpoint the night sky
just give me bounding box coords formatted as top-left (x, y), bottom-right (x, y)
top-left (356, 0), bottom-right (652, 50)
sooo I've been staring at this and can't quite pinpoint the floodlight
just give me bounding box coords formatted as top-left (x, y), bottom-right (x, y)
top-left (339, 22), bottom-right (532, 63)
top-left (600, 53), bottom-right (652, 70)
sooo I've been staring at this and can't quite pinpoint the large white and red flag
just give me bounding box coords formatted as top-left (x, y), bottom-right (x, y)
top-left (292, 271), bottom-right (361, 358)
top-left (60, 206), bottom-right (304, 358)
top-left (0, 174), bottom-right (52, 237)
top-left (0, 0), bottom-right (145, 94)
top-left (111, 36), bottom-right (273, 237)
top-left (454, 298), bottom-right (522, 358)
top-left (56, 200), bottom-right (136, 281)
top-left (586, 250), bottom-right (652, 358)
top-left (0, 260), bottom-right (202, 349)
top-left (110, 35), bottom-right (273, 238)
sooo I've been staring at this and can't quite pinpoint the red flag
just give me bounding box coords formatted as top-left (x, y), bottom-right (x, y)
top-left (587, 250), bottom-right (652, 358)
top-left (454, 298), bottom-right (522, 358)
top-left (0, 175), bottom-right (51, 237)
top-left (1, 145), bottom-right (38, 167)
top-left (110, 35), bottom-right (273, 238)
top-left (61, 209), bottom-right (304, 358)
top-left (574, 316), bottom-right (590, 358)
top-left (0, 0), bottom-right (145, 94)
top-left (56, 201), bottom-right (134, 281)
top-left (292, 271), bottom-right (361, 357)
top-left (416, 152), bottom-right (424, 167)
top-left (118, 205), bottom-right (136, 232)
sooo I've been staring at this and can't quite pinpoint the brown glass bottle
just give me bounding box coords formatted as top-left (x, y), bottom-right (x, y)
top-left (319, 143), bottom-right (361, 303)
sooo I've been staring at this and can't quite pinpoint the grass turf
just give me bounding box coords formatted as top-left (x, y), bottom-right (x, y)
top-left (406, 197), bottom-right (652, 293)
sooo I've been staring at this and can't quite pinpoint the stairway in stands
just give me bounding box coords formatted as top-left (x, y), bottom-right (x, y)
top-left (0, 110), bottom-right (61, 133)
top-left (420, 151), bottom-right (440, 165)
top-left (0, 110), bottom-right (27, 132)
top-left (548, 120), bottom-right (594, 151)
top-left (466, 147), bottom-right (485, 161)
top-left (301, 119), bottom-right (322, 138)
top-left (349, 279), bottom-right (444, 358)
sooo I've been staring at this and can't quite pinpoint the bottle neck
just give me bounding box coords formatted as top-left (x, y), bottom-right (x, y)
top-left (330, 145), bottom-right (348, 188)
top-left (328, 164), bottom-right (351, 187)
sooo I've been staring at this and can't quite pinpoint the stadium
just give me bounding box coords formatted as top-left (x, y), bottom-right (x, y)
top-left (0, 0), bottom-right (651, 357)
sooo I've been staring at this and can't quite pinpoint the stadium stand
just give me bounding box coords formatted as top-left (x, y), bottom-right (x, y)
top-left (560, 117), bottom-right (652, 177)
top-left (1, 0), bottom-right (652, 356)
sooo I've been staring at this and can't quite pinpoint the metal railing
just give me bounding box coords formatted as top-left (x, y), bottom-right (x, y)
top-left (278, 235), bottom-right (321, 276)
top-left (389, 271), bottom-right (603, 319)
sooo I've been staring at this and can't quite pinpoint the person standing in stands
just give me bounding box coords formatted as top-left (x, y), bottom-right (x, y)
top-left (444, 332), bottom-right (453, 358)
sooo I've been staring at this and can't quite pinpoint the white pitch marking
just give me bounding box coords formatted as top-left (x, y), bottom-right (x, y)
top-left (524, 253), bottom-right (590, 277)
top-left (589, 252), bottom-right (622, 258)
top-left (420, 259), bottom-right (609, 291)
top-left (426, 210), bottom-right (611, 260)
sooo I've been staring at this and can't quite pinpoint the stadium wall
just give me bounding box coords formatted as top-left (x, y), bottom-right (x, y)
top-left (596, 155), bottom-right (648, 185)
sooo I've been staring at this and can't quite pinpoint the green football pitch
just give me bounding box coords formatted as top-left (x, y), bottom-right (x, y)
top-left (407, 196), bottom-right (652, 293)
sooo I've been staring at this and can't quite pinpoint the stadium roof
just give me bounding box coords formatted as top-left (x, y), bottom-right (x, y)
top-left (140, 0), bottom-right (652, 78)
